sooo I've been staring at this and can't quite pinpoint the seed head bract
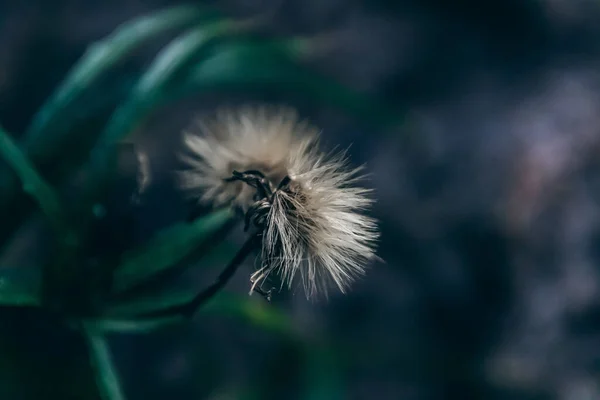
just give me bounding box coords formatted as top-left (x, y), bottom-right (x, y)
top-left (179, 106), bottom-right (379, 299)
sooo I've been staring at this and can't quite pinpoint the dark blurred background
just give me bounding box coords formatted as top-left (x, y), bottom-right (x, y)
top-left (2, 0), bottom-right (600, 399)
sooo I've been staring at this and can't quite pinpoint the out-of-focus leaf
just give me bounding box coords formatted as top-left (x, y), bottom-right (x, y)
top-left (79, 19), bottom-right (253, 224)
top-left (170, 39), bottom-right (400, 127)
top-left (82, 316), bottom-right (184, 334)
top-left (108, 287), bottom-right (198, 318)
top-left (0, 266), bottom-right (41, 307)
top-left (106, 239), bottom-right (237, 317)
top-left (0, 6), bottom-right (218, 243)
top-left (25, 5), bottom-right (216, 148)
top-left (93, 18), bottom-right (248, 152)
top-left (204, 294), bottom-right (295, 337)
top-left (106, 235), bottom-right (292, 335)
top-left (91, 293), bottom-right (291, 336)
top-left (82, 324), bottom-right (125, 400)
top-left (112, 208), bottom-right (235, 293)
top-left (105, 292), bottom-right (294, 337)
top-left (0, 126), bottom-right (70, 237)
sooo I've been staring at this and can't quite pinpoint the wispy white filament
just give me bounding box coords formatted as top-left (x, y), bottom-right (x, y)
top-left (180, 106), bottom-right (379, 299)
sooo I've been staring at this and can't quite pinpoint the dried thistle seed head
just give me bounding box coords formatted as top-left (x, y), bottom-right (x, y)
top-left (256, 146), bottom-right (379, 299)
top-left (179, 106), bottom-right (318, 211)
top-left (180, 106), bottom-right (379, 299)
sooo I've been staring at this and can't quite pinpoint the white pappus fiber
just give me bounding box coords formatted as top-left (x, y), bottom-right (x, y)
top-left (180, 106), bottom-right (379, 299)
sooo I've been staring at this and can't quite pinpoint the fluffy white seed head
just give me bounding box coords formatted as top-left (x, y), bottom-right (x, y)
top-left (179, 107), bottom-right (317, 210)
top-left (180, 106), bottom-right (379, 299)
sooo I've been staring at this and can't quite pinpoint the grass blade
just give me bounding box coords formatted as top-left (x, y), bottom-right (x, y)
top-left (0, 6), bottom-right (218, 243)
top-left (0, 126), bottom-right (70, 237)
top-left (203, 294), bottom-right (294, 336)
top-left (82, 316), bottom-right (184, 334)
top-left (102, 293), bottom-right (293, 336)
top-left (25, 5), bottom-right (216, 147)
top-left (92, 19), bottom-right (238, 150)
top-left (79, 19), bottom-right (254, 226)
top-left (173, 39), bottom-right (399, 126)
top-left (112, 208), bottom-right (235, 293)
top-left (82, 324), bottom-right (126, 400)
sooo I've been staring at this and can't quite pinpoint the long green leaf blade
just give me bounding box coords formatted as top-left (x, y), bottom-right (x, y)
top-left (0, 6), bottom-right (218, 242)
top-left (25, 5), bottom-right (214, 146)
top-left (79, 20), bottom-right (251, 226)
top-left (82, 325), bottom-right (126, 400)
top-left (82, 316), bottom-right (184, 334)
top-left (107, 238), bottom-right (236, 317)
top-left (100, 294), bottom-right (292, 336)
top-left (172, 39), bottom-right (399, 126)
top-left (93, 18), bottom-right (247, 151)
top-left (0, 126), bottom-right (69, 236)
top-left (204, 294), bottom-right (294, 336)
top-left (107, 290), bottom-right (199, 318)
top-left (112, 208), bottom-right (235, 293)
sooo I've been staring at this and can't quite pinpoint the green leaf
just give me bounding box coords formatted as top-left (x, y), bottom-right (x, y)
top-left (108, 287), bottom-right (199, 318)
top-left (105, 289), bottom-right (295, 337)
top-left (25, 5), bottom-right (216, 149)
top-left (79, 19), bottom-right (254, 223)
top-left (0, 266), bottom-right (41, 307)
top-left (0, 126), bottom-right (70, 237)
top-left (107, 239), bottom-right (236, 317)
top-left (103, 293), bottom-right (294, 337)
top-left (82, 316), bottom-right (184, 334)
top-left (91, 290), bottom-right (294, 335)
top-left (203, 294), bottom-right (295, 337)
top-left (82, 324), bottom-right (126, 400)
top-left (170, 39), bottom-right (400, 127)
top-left (112, 208), bottom-right (235, 293)
top-left (0, 5), bottom-right (218, 240)
top-left (93, 18), bottom-right (250, 150)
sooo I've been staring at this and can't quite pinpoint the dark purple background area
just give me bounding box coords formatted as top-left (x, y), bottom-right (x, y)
top-left (2, 1), bottom-right (600, 399)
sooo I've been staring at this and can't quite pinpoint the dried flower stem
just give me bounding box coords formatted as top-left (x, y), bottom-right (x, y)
top-left (139, 234), bottom-right (261, 319)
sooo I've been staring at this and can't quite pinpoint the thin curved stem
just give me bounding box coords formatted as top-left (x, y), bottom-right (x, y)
top-left (138, 234), bottom-right (261, 319)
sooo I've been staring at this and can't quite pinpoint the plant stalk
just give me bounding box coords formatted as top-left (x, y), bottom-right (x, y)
top-left (82, 324), bottom-right (126, 400)
top-left (139, 234), bottom-right (261, 319)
